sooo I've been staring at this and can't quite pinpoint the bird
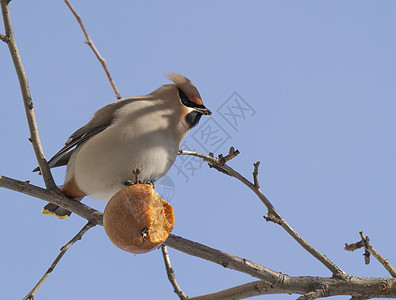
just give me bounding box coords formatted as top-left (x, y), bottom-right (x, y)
top-left (34, 73), bottom-right (212, 218)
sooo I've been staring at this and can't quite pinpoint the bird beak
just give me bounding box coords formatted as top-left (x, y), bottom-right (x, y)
top-left (194, 107), bottom-right (212, 115)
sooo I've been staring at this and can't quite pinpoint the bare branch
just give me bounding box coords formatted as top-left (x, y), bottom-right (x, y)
top-left (366, 245), bottom-right (396, 277)
top-left (217, 146), bottom-right (240, 164)
top-left (359, 232), bottom-right (372, 265)
top-left (346, 232), bottom-right (396, 278)
top-left (253, 161), bottom-right (260, 189)
top-left (0, 32), bottom-right (9, 42)
top-left (1, 0), bottom-right (58, 190)
top-left (189, 277), bottom-right (396, 300)
top-left (263, 212), bottom-right (282, 224)
top-left (64, 0), bottom-right (121, 100)
top-left (0, 174), bottom-right (281, 284)
top-left (2, 176), bottom-right (396, 297)
top-left (165, 234), bottom-right (282, 284)
top-left (23, 221), bottom-right (96, 300)
top-left (161, 246), bottom-right (188, 300)
top-left (189, 281), bottom-right (272, 300)
top-left (345, 240), bottom-right (365, 252)
top-left (178, 148), bottom-right (348, 279)
top-left (0, 174), bottom-right (102, 223)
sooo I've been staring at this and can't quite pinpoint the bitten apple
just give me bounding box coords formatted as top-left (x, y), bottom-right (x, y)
top-left (103, 184), bottom-right (174, 254)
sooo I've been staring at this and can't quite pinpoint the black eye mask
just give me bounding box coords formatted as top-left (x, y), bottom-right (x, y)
top-left (178, 88), bottom-right (205, 109)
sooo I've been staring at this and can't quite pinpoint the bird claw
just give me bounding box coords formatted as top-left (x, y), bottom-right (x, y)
top-left (124, 168), bottom-right (143, 186)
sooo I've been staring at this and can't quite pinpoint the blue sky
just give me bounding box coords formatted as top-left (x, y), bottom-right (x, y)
top-left (1, 1), bottom-right (396, 299)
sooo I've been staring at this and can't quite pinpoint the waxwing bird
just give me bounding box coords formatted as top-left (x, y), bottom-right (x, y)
top-left (34, 73), bottom-right (211, 218)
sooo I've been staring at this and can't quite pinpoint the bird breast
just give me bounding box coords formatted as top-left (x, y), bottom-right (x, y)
top-left (67, 101), bottom-right (181, 200)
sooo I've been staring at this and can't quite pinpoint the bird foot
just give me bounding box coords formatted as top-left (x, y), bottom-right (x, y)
top-left (124, 168), bottom-right (143, 186)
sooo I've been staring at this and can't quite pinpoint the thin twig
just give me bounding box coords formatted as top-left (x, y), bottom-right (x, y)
top-left (22, 221), bottom-right (96, 300)
top-left (253, 161), bottom-right (260, 189)
top-left (161, 246), bottom-right (188, 300)
top-left (345, 232), bottom-right (396, 278)
top-left (1, 0), bottom-right (58, 191)
top-left (218, 146), bottom-right (240, 164)
top-left (0, 32), bottom-right (9, 42)
top-left (359, 232), bottom-right (372, 265)
top-left (367, 242), bottom-right (396, 277)
top-left (178, 148), bottom-right (349, 280)
top-left (64, 0), bottom-right (121, 100)
top-left (345, 240), bottom-right (364, 252)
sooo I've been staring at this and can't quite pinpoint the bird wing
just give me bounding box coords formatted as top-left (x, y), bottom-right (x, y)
top-left (33, 97), bottom-right (138, 172)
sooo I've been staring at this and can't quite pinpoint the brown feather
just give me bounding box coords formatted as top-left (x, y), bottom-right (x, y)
top-left (61, 177), bottom-right (87, 198)
top-left (167, 73), bottom-right (204, 105)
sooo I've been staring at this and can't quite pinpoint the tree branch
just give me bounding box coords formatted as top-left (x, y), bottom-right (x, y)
top-left (1, 0), bottom-right (58, 190)
top-left (0, 174), bottom-right (281, 284)
top-left (64, 0), bottom-right (121, 100)
top-left (345, 231), bottom-right (396, 278)
top-left (2, 173), bottom-right (396, 298)
top-left (164, 232), bottom-right (282, 284)
top-left (253, 161), bottom-right (260, 189)
top-left (22, 221), bottom-right (96, 300)
top-left (0, 175), bottom-right (102, 223)
top-left (161, 245), bottom-right (188, 300)
top-left (189, 277), bottom-right (396, 300)
top-left (178, 148), bottom-right (349, 279)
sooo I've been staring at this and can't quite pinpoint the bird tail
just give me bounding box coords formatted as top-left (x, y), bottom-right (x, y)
top-left (41, 196), bottom-right (84, 219)
top-left (42, 203), bottom-right (72, 219)
top-left (41, 180), bottom-right (86, 219)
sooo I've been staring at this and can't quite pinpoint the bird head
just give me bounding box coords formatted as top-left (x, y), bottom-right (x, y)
top-left (167, 73), bottom-right (212, 128)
